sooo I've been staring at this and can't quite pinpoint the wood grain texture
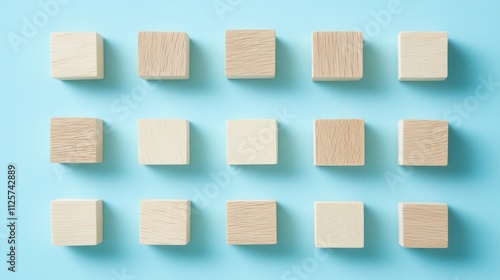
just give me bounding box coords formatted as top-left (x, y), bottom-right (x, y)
top-left (138, 32), bottom-right (190, 80)
top-left (398, 120), bottom-right (448, 166)
top-left (313, 119), bottom-right (364, 166)
top-left (138, 119), bottom-right (190, 165)
top-left (312, 31), bottom-right (363, 81)
top-left (226, 200), bottom-right (277, 245)
top-left (225, 30), bottom-right (275, 79)
top-left (140, 200), bottom-right (190, 245)
top-left (50, 32), bottom-right (104, 80)
top-left (226, 119), bottom-right (278, 165)
top-left (398, 32), bottom-right (448, 81)
top-left (399, 203), bottom-right (448, 248)
top-left (51, 199), bottom-right (103, 246)
top-left (50, 118), bottom-right (103, 163)
top-left (314, 202), bottom-right (364, 248)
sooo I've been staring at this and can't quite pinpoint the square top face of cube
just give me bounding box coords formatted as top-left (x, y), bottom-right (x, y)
top-left (315, 202), bottom-right (364, 248)
top-left (312, 31), bottom-right (363, 81)
top-left (398, 32), bottom-right (448, 81)
top-left (50, 32), bottom-right (104, 80)
top-left (226, 119), bottom-right (278, 165)
top-left (225, 30), bottom-right (276, 79)
top-left (398, 120), bottom-right (448, 166)
top-left (314, 119), bottom-right (364, 166)
top-left (138, 32), bottom-right (190, 80)
top-left (226, 200), bottom-right (277, 245)
top-left (51, 199), bottom-right (103, 246)
top-left (50, 118), bottom-right (103, 163)
top-left (399, 203), bottom-right (448, 248)
top-left (140, 200), bottom-right (190, 245)
top-left (138, 119), bottom-right (190, 165)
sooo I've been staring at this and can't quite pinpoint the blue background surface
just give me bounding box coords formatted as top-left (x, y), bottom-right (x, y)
top-left (1, 0), bottom-right (499, 279)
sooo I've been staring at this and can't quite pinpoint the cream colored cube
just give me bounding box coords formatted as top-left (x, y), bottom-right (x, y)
top-left (51, 199), bottom-right (103, 246)
top-left (50, 32), bottom-right (104, 80)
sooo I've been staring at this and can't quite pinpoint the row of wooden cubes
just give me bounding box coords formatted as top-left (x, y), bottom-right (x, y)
top-left (51, 200), bottom-right (448, 248)
top-left (50, 30), bottom-right (447, 81)
top-left (50, 118), bottom-right (449, 166)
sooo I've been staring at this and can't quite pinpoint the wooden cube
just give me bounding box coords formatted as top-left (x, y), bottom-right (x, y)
top-left (225, 30), bottom-right (276, 79)
top-left (140, 200), bottom-right (190, 245)
top-left (398, 32), bottom-right (448, 81)
top-left (399, 203), bottom-right (448, 248)
top-left (50, 118), bottom-right (103, 163)
top-left (50, 32), bottom-right (104, 80)
top-left (138, 119), bottom-right (190, 165)
top-left (138, 32), bottom-right (190, 80)
top-left (313, 119), bottom-right (364, 166)
top-left (312, 31), bottom-right (363, 81)
top-left (226, 119), bottom-right (278, 165)
top-left (398, 120), bottom-right (448, 166)
top-left (51, 199), bottom-right (103, 246)
top-left (314, 202), bottom-right (364, 248)
top-left (226, 200), bottom-right (277, 245)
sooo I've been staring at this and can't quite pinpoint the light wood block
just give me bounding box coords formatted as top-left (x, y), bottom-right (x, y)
top-left (225, 30), bottom-right (276, 79)
top-left (51, 199), bottom-right (103, 246)
top-left (398, 120), bottom-right (448, 166)
top-left (138, 119), bottom-right (190, 165)
top-left (313, 119), bottom-right (364, 166)
top-left (140, 200), bottom-right (190, 245)
top-left (312, 31), bottom-right (363, 81)
top-left (50, 118), bottom-right (103, 163)
top-left (226, 119), bottom-right (278, 165)
top-left (398, 32), bottom-right (448, 81)
top-left (138, 32), bottom-right (190, 80)
top-left (399, 203), bottom-right (448, 248)
top-left (314, 202), bottom-right (364, 248)
top-left (50, 32), bottom-right (104, 80)
top-left (226, 200), bottom-right (277, 245)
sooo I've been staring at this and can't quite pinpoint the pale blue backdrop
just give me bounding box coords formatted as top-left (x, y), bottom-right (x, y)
top-left (1, 0), bottom-right (499, 279)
